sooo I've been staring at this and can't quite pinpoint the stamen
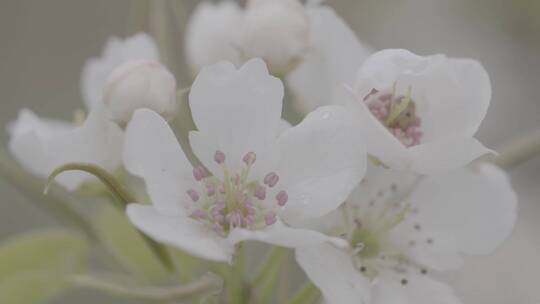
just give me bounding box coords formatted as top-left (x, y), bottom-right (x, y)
top-left (265, 213), bottom-right (277, 225)
top-left (276, 190), bottom-right (288, 206)
top-left (192, 166), bottom-right (208, 181)
top-left (187, 189), bottom-right (199, 202)
top-left (363, 85), bottom-right (423, 147)
top-left (264, 172), bottom-right (279, 187)
top-left (242, 151), bottom-right (256, 166)
top-left (214, 150), bottom-right (226, 164)
top-left (255, 184), bottom-right (266, 200)
top-left (185, 150), bottom-right (284, 236)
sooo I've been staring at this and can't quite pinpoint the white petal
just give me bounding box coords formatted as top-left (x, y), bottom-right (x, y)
top-left (287, 5), bottom-right (372, 111)
top-left (348, 99), bottom-right (410, 168)
top-left (296, 243), bottom-right (371, 304)
top-left (390, 229), bottom-right (464, 272)
top-left (81, 33), bottom-right (159, 110)
top-left (189, 59), bottom-right (283, 176)
top-left (409, 163), bottom-right (517, 256)
top-left (348, 162), bottom-right (419, 211)
top-left (8, 106), bottom-right (123, 191)
top-left (275, 105), bottom-right (367, 223)
top-left (354, 49), bottom-right (490, 141)
top-left (126, 204), bottom-right (233, 262)
top-left (371, 271), bottom-right (463, 304)
top-left (184, 1), bottom-right (243, 74)
top-left (124, 109), bottom-right (194, 215)
top-left (408, 136), bottom-right (492, 174)
top-left (227, 219), bottom-right (342, 249)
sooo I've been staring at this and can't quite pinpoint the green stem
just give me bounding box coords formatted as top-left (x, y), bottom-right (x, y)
top-left (493, 128), bottom-right (540, 170)
top-left (45, 162), bottom-right (175, 272)
top-left (70, 272), bottom-right (222, 301)
top-left (0, 148), bottom-right (97, 240)
top-left (251, 247), bottom-right (289, 304)
top-left (286, 282), bottom-right (320, 304)
top-left (228, 246), bottom-right (246, 304)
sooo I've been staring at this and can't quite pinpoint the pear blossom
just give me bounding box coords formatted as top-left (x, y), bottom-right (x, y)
top-left (81, 32), bottom-right (160, 110)
top-left (296, 162), bottom-right (517, 304)
top-left (103, 60), bottom-right (177, 124)
top-left (123, 59), bottom-right (366, 262)
top-left (240, 0), bottom-right (311, 75)
top-left (7, 33), bottom-right (159, 190)
top-left (286, 3), bottom-right (372, 112)
top-left (7, 105), bottom-right (123, 191)
top-left (350, 49), bottom-right (493, 174)
top-left (184, 0), bottom-right (371, 102)
top-left (184, 1), bottom-right (243, 74)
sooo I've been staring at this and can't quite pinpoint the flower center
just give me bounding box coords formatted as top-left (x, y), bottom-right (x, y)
top-left (186, 150), bottom-right (288, 236)
top-left (363, 86), bottom-right (423, 147)
top-left (342, 180), bottom-right (431, 282)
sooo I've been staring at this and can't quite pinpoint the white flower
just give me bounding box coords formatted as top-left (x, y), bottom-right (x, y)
top-left (7, 105), bottom-right (123, 191)
top-left (239, 0), bottom-right (310, 75)
top-left (184, 1), bottom-right (243, 75)
top-left (123, 59), bottom-right (366, 262)
top-left (81, 32), bottom-right (159, 110)
top-left (184, 0), bottom-right (371, 95)
top-left (350, 49), bottom-right (492, 174)
top-left (6, 33), bottom-right (158, 190)
top-left (286, 3), bottom-right (372, 112)
top-left (103, 60), bottom-right (177, 124)
top-left (296, 162), bottom-right (517, 304)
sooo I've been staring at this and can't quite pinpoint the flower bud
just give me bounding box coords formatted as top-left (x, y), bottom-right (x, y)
top-left (103, 60), bottom-right (177, 124)
top-left (240, 0), bottom-right (311, 75)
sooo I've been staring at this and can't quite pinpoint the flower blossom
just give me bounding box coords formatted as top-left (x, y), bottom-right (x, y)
top-left (7, 33), bottom-right (161, 190)
top-left (296, 162), bottom-right (517, 304)
top-left (81, 32), bottom-right (160, 110)
top-left (185, 0), bottom-right (372, 110)
top-left (349, 49), bottom-right (493, 174)
top-left (123, 59), bottom-right (366, 262)
top-left (103, 60), bottom-right (177, 124)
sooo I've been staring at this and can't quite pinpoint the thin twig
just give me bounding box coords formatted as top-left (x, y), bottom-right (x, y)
top-left (493, 128), bottom-right (540, 170)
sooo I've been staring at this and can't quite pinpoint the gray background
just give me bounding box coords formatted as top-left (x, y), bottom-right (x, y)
top-left (0, 0), bottom-right (539, 303)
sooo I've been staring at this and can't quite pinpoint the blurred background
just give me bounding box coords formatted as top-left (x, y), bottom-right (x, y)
top-left (0, 0), bottom-right (539, 303)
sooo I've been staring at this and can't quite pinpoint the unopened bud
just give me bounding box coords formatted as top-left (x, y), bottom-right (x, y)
top-left (240, 0), bottom-right (311, 75)
top-left (103, 60), bottom-right (177, 124)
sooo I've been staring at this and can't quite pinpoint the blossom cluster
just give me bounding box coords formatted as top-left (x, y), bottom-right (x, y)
top-left (7, 1), bottom-right (517, 303)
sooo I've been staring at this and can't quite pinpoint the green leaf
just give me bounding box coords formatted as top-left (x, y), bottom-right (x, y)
top-left (0, 273), bottom-right (67, 304)
top-left (0, 229), bottom-right (88, 281)
top-left (94, 203), bottom-right (168, 280)
top-left (0, 230), bottom-right (89, 304)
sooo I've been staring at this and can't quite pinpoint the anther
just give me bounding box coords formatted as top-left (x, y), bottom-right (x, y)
top-left (264, 172), bottom-right (279, 187)
top-left (255, 184), bottom-right (266, 200)
top-left (192, 166), bottom-right (208, 181)
top-left (214, 150), bottom-right (226, 164)
top-left (276, 190), bottom-right (288, 206)
top-left (265, 213), bottom-right (277, 225)
top-left (242, 152), bottom-right (256, 166)
top-left (187, 189), bottom-right (199, 202)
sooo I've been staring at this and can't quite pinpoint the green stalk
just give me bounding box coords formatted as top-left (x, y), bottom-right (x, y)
top-left (252, 247), bottom-right (289, 304)
top-left (45, 162), bottom-right (175, 272)
top-left (286, 282), bottom-right (320, 304)
top-left (228, 246), bottom-right (246, 304)
top-left (70, 272), bottom-right (222, 301)
top-left (0, 148), bottom-right (96, 240)
top-left (493, 128), bottom-right (540, 170)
